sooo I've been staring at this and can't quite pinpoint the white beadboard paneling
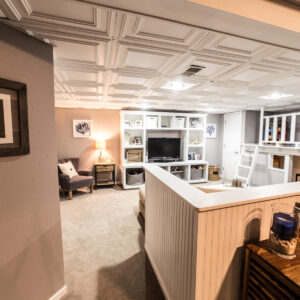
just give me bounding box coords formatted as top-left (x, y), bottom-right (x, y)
top-left (145, 171), bottom-right (198, 300)
top-left (144, 165), bottom-right (300, 300)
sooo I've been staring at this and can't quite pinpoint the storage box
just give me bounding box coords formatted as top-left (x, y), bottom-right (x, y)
top-left (171, 117), bottom-right (185, 128)
top-left (126, 149), bottom-right (143, 163)
top-left (146, 116), bottom-right (158, 128)
top-left (208, 166), bottom-right (220, 181)
top-left (190, 166), bottom-right (204, 180)
top-left (126, 168), bottom-right (144, 185)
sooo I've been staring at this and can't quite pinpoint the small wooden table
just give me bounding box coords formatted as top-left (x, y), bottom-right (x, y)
top-left (94, 162), bottom-right (116, 189)
top-left (242, 239), bottom-right (300, 299)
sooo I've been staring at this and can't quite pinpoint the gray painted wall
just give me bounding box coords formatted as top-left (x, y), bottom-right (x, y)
top-left (0, 23), bottom-right (64, 299)
top-left (205, 114), bottom-right (224, 166)
top-left (244, 110), bottom-right (260, 144)
top-left (250, 153), bottom-right (285, 186)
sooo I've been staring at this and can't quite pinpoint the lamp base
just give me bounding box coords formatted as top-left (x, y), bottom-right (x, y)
top-left (98, 151), bottom-right (105, 163)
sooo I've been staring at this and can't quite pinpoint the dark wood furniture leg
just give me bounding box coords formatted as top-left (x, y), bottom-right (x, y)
top-left (90, 185), bottom-right (93, 193)
top-left (113, 167), bottom-right (116, 188)
top-left (94, 165), bottom-right (98, 190)
top-left (68, 190), bottom-right (72, 200)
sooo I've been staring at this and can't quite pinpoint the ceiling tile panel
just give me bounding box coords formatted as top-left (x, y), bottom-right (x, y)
top-left (4, 0), bottom-right (300, 112)
top-left (29, 0), bottom-right (96, 24)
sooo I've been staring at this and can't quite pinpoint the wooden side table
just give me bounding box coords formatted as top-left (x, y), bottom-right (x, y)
top-left (242, 239), bottom-right (300, 299)
top-left (94, 162), bottom-right (116, 189)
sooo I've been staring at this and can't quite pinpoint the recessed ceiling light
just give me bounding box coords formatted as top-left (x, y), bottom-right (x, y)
top-left (162, 80), bottom-right (194, 91)
top-left (260, 93), bottom-right (292, 100)
top-left (140, 103), bottom-right (150, 109)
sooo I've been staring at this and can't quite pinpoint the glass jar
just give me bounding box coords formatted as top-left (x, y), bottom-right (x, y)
top-left (269, 203), bottom-right (300, 259)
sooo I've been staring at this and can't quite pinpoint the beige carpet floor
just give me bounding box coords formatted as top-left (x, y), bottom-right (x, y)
top-left (60, 181), bottom-right (219, 300)
top-left (60, 187), bottom-right (146, 300)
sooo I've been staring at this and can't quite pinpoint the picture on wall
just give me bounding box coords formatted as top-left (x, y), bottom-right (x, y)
top-left (73, 120), bottom-right (92, 138)
top-left (0, 78), bottom-right (29, 157)
top-left (206, 124), bottom-right (217, 139)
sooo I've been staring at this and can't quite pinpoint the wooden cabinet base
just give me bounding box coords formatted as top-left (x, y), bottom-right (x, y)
top-left (243, 239), bottom-right (300, 299)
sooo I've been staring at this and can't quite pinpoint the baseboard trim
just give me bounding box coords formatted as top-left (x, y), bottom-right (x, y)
top-left (49, 285), bottom-right (67, 300)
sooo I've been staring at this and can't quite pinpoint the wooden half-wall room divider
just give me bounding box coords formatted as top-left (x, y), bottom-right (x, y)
top-left (144, 164), bottom-right (300, 300)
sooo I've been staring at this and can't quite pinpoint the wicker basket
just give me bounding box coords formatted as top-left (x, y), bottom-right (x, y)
top-left (208, 165), bottom-right (220, 181)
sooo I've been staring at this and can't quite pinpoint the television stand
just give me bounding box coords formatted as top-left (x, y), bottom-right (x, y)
top-left (120, 110), bottom-right (208, 189)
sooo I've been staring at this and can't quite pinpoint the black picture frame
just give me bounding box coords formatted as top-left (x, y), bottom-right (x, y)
top-left (296, 173), bottom-right (300, 182)
top-left (0, 78), bottom-right (29, 157)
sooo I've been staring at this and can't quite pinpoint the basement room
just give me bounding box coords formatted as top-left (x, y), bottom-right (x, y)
top-left (0, 0), bottom-right (300, 299)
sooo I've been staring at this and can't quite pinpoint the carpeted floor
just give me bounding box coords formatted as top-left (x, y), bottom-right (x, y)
top-left (60, 187), bottom-right (150, 300)
top-left (60, 181), bottom-right (220, 300)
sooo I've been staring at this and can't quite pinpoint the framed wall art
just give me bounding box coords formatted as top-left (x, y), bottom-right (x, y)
top-left (0, 78), bottom-right (29, 157)
top-left (206, 123), bottom-right (217, 139)
top-left (73, 120), bottom-right (92, 138)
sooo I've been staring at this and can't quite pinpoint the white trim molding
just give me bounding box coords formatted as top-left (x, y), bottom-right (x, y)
top-left (48, 285), bottom-right (67, 300)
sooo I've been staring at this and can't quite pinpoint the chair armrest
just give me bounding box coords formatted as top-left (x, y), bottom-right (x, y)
top-left (59, 174), bottom-right (70, 187)
top-left (78, 170), bottom-right (92, 176)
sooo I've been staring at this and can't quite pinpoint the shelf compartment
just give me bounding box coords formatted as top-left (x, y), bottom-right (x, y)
top-left (190, 163), bottom-right (208, 182)
top-left (125, 149), bottom-right (144, 163)
top-left (268, 117), bottom-right (274, 141)
top-left (126, 168), bottom-right (145, 186)
top-left (123, 114), bottom-right (144, 128)
top-left (160, 115), bottom-right (173, 129)
top-left (189, 130), bottom-right (205, 146)
top-left (124, 129), bottom-right (144, 147)
top-left (268, 154), bottom-right (285, 171)
top-left (188, 146), bottom-right (204, 161)
top-left (146, 115), bottom-right (159, 129)
top-left (295, 115), bottom-right (300, 142)
top-left (190, 164), bottom-right (207, 181)
top-left (170, 165), bottom-right (189, 181)
top-left (171, 116), bottom-right (186, 129)
top-left (285, 115), bottom-right (292, 142)
top-left (189, 117), bottom-right (205, 129)
top-left (160, 165), bottom-right (170, 171)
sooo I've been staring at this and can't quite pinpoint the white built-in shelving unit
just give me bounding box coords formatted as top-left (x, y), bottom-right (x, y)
top-left (257, 110), bottom-right (300, 183)
top-left (261, 112), bottom-right (300, 149)
top-left (120, 110), bottom-right (208, 189)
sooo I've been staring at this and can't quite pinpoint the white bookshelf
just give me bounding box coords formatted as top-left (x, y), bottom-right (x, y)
top-left (120, 110), bottom-right (208, 189)
top-left (261, 112), bottom-right (300, 149)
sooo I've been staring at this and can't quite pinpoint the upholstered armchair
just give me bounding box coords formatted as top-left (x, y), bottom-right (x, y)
top-left (58, 158), bottom-right (94, 199)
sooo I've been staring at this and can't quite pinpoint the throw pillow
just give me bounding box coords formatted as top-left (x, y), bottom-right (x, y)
top-left (58, 161), bottom-right (78, 178)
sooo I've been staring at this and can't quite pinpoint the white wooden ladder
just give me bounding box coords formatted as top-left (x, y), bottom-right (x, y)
top-left (234, 144), bottom-right (259, 187)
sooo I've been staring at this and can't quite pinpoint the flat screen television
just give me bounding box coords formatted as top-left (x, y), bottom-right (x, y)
top-left (148, 138), bottom-right (181, 162)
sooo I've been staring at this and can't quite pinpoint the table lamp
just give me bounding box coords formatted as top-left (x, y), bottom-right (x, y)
top-left (95, 139), bottom-right (106, 162)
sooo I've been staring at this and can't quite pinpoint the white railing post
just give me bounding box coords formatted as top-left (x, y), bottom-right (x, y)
top-left (259, 107), bottom-right (264, 146)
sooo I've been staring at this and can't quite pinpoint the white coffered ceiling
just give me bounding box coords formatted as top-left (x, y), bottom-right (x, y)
top-left (1, 0), bottom-right (300, 113)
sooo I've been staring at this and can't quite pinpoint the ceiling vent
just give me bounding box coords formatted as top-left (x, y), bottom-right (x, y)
top-left (181, 65), bottom-right (205, 77)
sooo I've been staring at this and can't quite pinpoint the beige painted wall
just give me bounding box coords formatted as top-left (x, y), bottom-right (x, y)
top-left (55, 108), bottom-right (121, 180)
top-left (0, 24), bottom-right (64, 299)
top-left (187, 0), bottom-right (300, 33)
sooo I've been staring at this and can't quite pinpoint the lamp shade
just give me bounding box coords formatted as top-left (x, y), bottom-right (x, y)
top-left (95, 140), bottom-right (106, 150)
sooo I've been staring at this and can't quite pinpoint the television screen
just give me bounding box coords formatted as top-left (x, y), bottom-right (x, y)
top-left (148, 138), bottom-right (180, 160)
